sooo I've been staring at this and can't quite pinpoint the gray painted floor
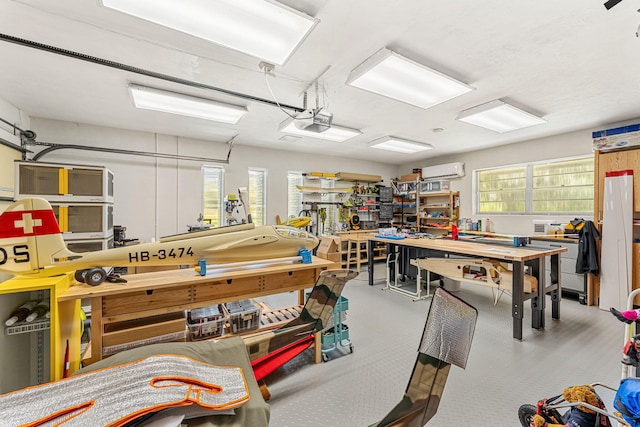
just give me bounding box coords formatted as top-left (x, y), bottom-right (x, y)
top-left (258, 266), bottom-right (626, 427)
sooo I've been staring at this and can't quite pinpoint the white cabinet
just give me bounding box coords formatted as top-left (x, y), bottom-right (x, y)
top-left (533, 238), bottom-right (586, 304)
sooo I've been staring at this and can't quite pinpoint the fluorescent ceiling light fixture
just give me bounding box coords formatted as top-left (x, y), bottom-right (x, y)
top-left (368, 136), bottom-right (434, 154)
top-left (278, 117), bottom-right (362, 142)
top-left (128, 84), bottom-right (247, 124)
top-left (100, 0), bottom-right (318, 65)
top-left (456, 100), bottom-right (546, 133)
top-left (346, 48), bottom-right (474, 109)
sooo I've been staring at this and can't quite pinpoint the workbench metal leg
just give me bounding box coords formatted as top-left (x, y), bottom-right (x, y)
top-left (384, 250), bottom-right (399, 290)
top-left (551, 254), bottom-right (561, 320)
top-left (512, 261), bottom-right (524, 340)
top-left (389, 243), bottom-right (397, 284)
top-left (367, 240), bottom-right (374, 286)
top-left (530, 258), bottom-right (545, 330)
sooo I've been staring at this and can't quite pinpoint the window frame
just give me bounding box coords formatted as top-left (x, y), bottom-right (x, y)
top-left (201, 165), bottom-right (225, 227)
top-left (248, 167), bottom-right (268, 226)
top-left (287, 171), bottom-right (304, 219)
top-left (474, 155), bottom-right (594, 215)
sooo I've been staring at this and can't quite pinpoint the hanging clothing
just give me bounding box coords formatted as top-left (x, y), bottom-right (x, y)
top-left (576, 220), bottom-right (600, 275)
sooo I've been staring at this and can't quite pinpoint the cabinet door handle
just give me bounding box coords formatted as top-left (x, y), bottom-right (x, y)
top-left (549, 244), bottom-right (562, 248)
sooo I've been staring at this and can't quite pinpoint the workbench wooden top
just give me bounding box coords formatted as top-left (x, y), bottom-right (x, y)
top-left (369, 236), bottom-right (567, 262)
top-left (59, 256), bottom-right (334, 301)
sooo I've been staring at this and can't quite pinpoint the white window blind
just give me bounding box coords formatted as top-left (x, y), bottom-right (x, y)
top-left (202, 165), bottom-right (224, 227)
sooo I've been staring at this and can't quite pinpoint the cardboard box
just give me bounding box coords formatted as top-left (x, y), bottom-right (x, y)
top-left (317, 236), bottom-right (340, 254)
top-left (324, 252), bottom-right (341, 262)
top-left (400, 173), bottom-right (421, 182)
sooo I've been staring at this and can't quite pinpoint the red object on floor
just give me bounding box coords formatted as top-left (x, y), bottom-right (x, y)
top-left (250, 335), bottom-right (315, 381)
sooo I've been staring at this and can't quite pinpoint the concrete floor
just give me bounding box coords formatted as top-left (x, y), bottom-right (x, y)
top-left (259, 266), bottom-right (626, 427)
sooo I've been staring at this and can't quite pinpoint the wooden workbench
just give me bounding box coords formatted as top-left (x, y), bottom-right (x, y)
top-left (59, 257), bottom-right (334, 366)
top-left (367, 236), bottom-right (567, 340)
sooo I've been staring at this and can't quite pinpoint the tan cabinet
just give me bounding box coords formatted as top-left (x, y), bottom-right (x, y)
top-left (417, 191), bottom-right (460, 235)
top-left (591, 148), bottom-right (640, 305)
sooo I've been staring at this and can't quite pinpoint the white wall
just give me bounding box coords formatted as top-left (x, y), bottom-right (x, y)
top-left (20, 116), bottom-right (640, 239)
top-left (30, 118), bottom-right (398, 242)
top-left (0, 96), bottom-right (29, 147)
top-left (400, 118), bottom-right (640, 235)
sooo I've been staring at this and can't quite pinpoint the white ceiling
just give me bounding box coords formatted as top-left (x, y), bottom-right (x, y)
top-left (1, 0), bottom-right (639, 165)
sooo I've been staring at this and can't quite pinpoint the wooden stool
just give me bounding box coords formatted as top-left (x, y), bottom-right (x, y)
top-left (346, 238), bottom-right (368, 273)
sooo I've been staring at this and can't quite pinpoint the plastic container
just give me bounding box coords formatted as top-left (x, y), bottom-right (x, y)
top-left (225, 300), bottom-right (261, 334)
top-left (186, 304), bottom-right (226, 340)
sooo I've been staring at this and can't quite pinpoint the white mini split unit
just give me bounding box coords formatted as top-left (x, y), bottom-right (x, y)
top-left (422, 162), bottom-right (465, 180)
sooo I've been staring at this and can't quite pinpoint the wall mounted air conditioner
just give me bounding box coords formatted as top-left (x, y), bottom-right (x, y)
top-left (422, 162), bottom-right (465, 180)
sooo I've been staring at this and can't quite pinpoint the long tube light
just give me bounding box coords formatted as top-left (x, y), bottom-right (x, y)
top-left (347, 48), bottom-right (474, 109)
top-left (100, 0), bottom-right (318, 65)
top-left (128, 84), bottom-right (247, 123)
top-left (368, 136), bottom-right (434, 154)
top-left (456, 100), bottom-right (546, 133)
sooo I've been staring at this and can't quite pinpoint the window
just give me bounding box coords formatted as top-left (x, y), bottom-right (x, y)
top-left (476, 157), bottom-right (594, 215)
top-left (287, 172), bottom-right (303, 218)
top-left (248, 168), bottom-right (267, 226)
top-left (477, 166), bottom-right (527, 213)
top-left (532, 158), bottom-right (594, 213)
top-left (202, 165), bottom-right (224, 227)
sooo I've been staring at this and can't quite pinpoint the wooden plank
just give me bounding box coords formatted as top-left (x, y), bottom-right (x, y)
top-left (63, 259), bottom-right (331, 364)
top-left (413, 258), bottom-right (537, 293)
top-left (59, 257), bottom-right (333, 301)
top-left (596, 148), bottom-right (640, 213)
top-left (370, 236), bottom-right (566, 262)
top-left (103, 315), bottom-right (185, 347)
top-left (102, 285), bottom-right (192, 317)
top-left (262, 269), bottom-right (317, 294)
top-left (259, 304), bottom-right (303, 329)
top-left (192, 276), bottom-right (265, 303)
top-left (335, 172), bottom-right (382, 183)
